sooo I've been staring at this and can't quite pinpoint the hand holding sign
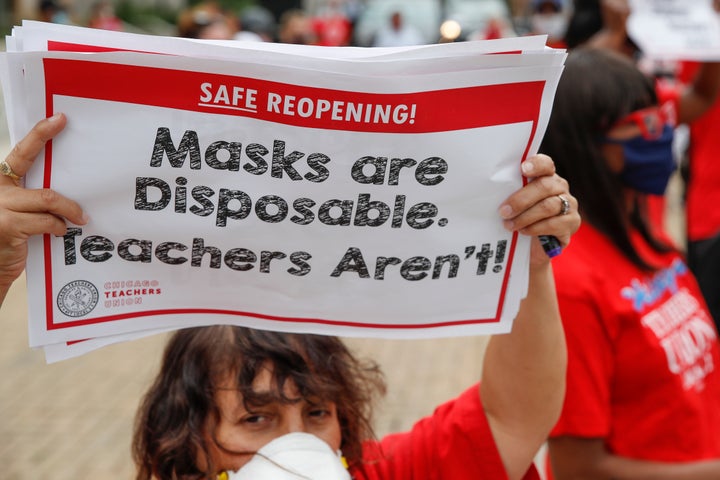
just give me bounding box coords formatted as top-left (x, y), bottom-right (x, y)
top-left (0, 22), bottom-right (572, 361)
top-left (499, 155), bottom-right (576, 265)
top-left (0, 114), bottom-right (87, 305)
top-left (0, 115), bottom-right (578, 363)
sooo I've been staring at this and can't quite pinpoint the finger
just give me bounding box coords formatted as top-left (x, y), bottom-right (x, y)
top-left (513, 214), bottom-right (578, 247)
top-left (497, 154), bottom-right (561, 219)
top-left (521, 154), bottom-right (556, 180)
top-left (504, 192), bottom-right (577, 231)
top-left (0, 209), bottom-right (73, 239)
top-left (500, 175), bottom-right (570, 222)
top-left (0, 187), bottom-right (87, 226)
top-left (0, 113), bottom-right (67, 186)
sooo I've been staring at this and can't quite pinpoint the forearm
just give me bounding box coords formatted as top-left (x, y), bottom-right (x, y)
top-left (481, 259), bottom-right (567, 479)
top-left (678, 62), bottom-right (720, 125)
top-left (602, 456), bottom-right (720, 480)
top-left (550, 437), bottom-right (720, 480)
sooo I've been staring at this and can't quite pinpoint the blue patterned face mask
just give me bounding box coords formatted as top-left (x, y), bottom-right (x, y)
top-left (610, 124), bottom-right (676, 195)
top-left (604, 105), bottom-right (676, 195)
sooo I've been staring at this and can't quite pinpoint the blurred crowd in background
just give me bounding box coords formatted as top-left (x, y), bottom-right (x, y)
top-left (23, 0), bottom-right (571, 47)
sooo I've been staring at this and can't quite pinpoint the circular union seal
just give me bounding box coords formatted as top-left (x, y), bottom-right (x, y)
top-left (57, 280), bottom-right (99, 317)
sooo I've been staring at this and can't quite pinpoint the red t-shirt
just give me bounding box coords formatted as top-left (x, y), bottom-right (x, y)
top-left (351, 385), bottom-right (540, 479)
top-left (673, 62), bottom-right (720, 241)
top-left (550, 223), bottom-right (720, 459)
top-left (655, 62), bottom-right (720, 241)
top-left (312, 14), bottom-right (352, 46)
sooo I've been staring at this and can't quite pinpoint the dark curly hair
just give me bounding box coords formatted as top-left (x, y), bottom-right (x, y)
top-left (132, 326), bottom-right (386, 479)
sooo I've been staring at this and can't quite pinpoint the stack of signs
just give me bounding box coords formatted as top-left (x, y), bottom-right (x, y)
top-left (0, 21), bottom-right (566, 362)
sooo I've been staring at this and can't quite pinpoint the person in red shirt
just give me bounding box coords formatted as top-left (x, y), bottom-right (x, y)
top-left (563, 1), bottom-right (720, 336)
top-left (670, 59), bottom-right (720, 333)
top-left (0, 115), bottom-right (579, 479)
top-left (527, 0), bottom-right (569, 49)
top-left (540, 47), bottom-right (720, 479)
top-left (87, 0), bottom-right (123, 32)
top-left (311, 0), bottom-right (352, 46)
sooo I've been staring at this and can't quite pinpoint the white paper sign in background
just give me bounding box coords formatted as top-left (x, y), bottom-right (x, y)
top-left (628, 0), bottom-right (720, 60)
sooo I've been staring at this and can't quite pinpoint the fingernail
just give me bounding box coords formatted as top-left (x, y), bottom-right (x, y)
top-left (503, 219), bottom-right (514, 230)
top-left (80, 212), bottom-right (90, 224)
top-left (499, 204), bottom-right (512, 218)
top-left (48, 113), bottom-right (62, 122)
top-left (521, 161), bottom-right (534, 174)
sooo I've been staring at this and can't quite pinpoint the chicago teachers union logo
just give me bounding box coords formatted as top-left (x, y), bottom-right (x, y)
top-left (57, 280), bottom-right (99, 317)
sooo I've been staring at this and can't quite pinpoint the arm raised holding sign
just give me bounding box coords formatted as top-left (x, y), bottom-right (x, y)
top-left (0, 114), bottom-right (581, 480)
top-left (484, 154), bottom-right (574, 479)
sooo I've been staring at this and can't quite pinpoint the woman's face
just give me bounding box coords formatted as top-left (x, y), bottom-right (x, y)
top-left (203, 364), bottom-right (343, 473)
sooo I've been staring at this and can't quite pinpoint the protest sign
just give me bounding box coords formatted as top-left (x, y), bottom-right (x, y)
top-left (628, 0), bottom-right (720, 60)
top-left (1, 24), bottom-right (565, 361)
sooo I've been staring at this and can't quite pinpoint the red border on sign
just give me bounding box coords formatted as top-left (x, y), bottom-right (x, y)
top-left (41, 57), bottom-right (540, 331)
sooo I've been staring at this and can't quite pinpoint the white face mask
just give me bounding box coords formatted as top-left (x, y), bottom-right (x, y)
top-left (226, 432), bottom-right (351, 480)
top-left (531, 13), bottom-right (567, 40)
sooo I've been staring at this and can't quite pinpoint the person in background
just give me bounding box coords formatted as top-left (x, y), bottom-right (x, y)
top-left (681, 61), bottom-right (720, 332)
top-left (562, 0), bottom-right (720, 152)
top-left (311, 0), bottom-right (353, 46)
top-left (38, 0), bottom-right (73, 24)
top-left (666, 1), bottom-right (720, 331)
top-left (540, 47), bottom-right (720, 479)
top-left (527, 0), bottom-right (568, 48)
top-left (177, 2), bottom-right (237, 40)
top-left (564, 0), bottom-right (720, 332)
top-left (87, 0), bottom-right (123, 31)
top-left (276, 9), bottom-right (318, 45)
top-left (466, 12), bottom-right (516, 42)
top-left (563, 0), bottom-right (635, 54)
top-left (372, 10), bottom-right (425, 47)
top-left (0, 114), bottom-right (579, 480)
top-left (235, 5), bottom-right (276, 42)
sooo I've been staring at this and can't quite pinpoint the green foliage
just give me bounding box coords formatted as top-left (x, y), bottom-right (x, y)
top-left (115, 0), bottom-right (178, 26)
top-left (115, 0), bottom-right (257, 34)
top-left (187, 0), bottom-right (257, 14)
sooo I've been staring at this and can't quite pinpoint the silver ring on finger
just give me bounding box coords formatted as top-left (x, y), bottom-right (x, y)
top-left (558, 194), bottom-right (570, 216)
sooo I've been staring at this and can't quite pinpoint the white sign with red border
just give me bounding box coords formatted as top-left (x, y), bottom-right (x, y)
top-left (1, 25), bottom-right (565, 360)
